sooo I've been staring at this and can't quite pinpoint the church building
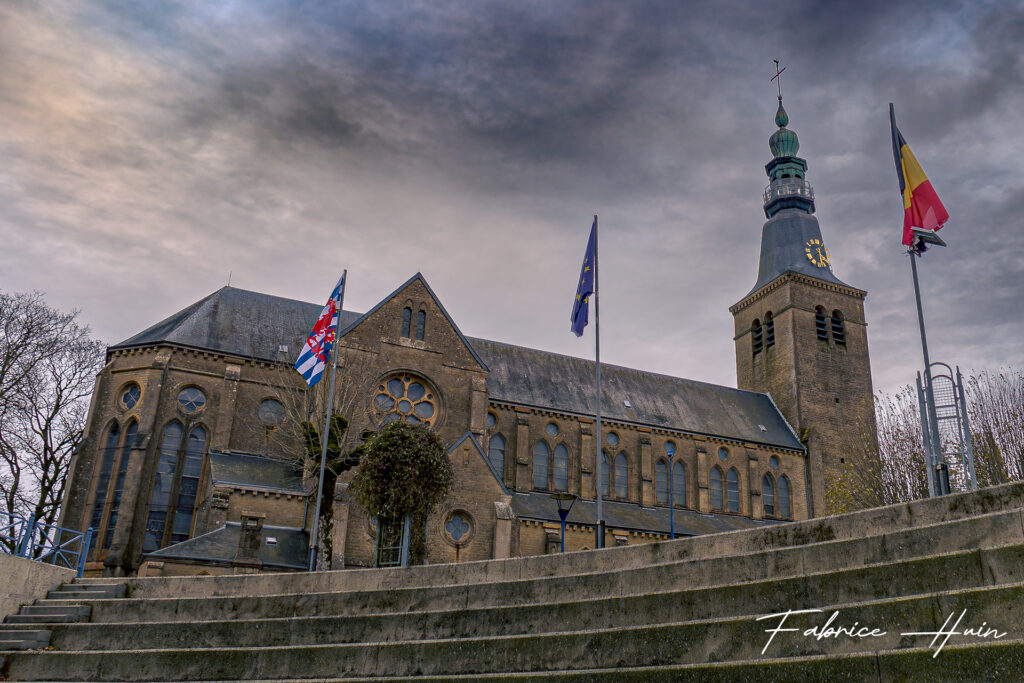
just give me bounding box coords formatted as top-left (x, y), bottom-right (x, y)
top-left (59, 96), bottom-right (876, 576)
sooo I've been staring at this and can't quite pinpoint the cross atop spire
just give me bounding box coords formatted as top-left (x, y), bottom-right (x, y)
top-left (771, 59), bottom-right (786, 102)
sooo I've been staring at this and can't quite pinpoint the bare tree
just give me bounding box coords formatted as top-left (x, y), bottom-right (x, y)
top-left (967, 369), bottom-right (1024, 485)
top-left (829, 368), bottom-right (1024, 513)
top-left (245, 346), bottom-right (378, 568)
top-left (0, 291), bottom-right (104, 532)
top-left (828, 388), bottom-right (930, 512)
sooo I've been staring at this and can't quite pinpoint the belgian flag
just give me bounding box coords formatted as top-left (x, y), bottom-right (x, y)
top-left (890, 103), bottom-right (949, 246)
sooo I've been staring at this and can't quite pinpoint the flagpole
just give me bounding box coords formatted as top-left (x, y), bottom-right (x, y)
top-left (593, 215), bottom-right (604, 549)
top-left (909, 252), bottom-right (946, 494)
top-left (309, 269), bottom-right (347, 571)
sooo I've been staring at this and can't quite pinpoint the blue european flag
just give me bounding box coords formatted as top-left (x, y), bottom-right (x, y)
top-left (570, 219), bottom-right (596, 337)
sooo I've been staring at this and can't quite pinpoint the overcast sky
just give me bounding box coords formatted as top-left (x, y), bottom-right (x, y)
top-left (2, 0), bottom-right (1022, 397)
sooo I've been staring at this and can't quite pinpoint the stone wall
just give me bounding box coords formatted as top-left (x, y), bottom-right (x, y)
top-left (0, 554), bottom-right (75, 619)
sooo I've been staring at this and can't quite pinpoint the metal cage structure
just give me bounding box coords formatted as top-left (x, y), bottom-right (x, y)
top-left (917, 363), bottom-right (977, 496)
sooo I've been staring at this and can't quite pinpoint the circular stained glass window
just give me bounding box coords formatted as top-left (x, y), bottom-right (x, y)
top-left (769, 456), bottom-right (780, 470)
top-left (373, 374), bottom-right (438, 427)
top-left (486, 413), bottom-right (496, 428)
top-left (258, 399), bottom-right (285, 426)
top-left (606, 432), bottom-right (619, 447)
top-left (546, 423), bottom-right (559, 437)
top-left (718, 447), bottom-right (729, 462)
top-left (121, 384), bottom-right (141, 410)
top-left (177, 387), bottom-right (206, 413)
top-left (443, 510), bottom-right (474, 545)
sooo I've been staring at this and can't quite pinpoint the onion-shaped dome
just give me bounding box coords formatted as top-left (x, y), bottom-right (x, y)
top-left (769, 101), bottom-right (800, 157)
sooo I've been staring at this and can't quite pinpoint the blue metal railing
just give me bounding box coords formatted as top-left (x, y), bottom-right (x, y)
top-left (1, 513), bottom-right (93, 578)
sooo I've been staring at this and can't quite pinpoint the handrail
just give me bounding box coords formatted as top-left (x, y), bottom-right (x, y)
top-left (0, 512), bottom-right (93, 578)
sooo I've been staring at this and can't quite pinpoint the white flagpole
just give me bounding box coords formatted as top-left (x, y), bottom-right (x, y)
top-left (309, 269), bottom-right (347, 571)
top-left (593, 216), bottom-right (604, 549)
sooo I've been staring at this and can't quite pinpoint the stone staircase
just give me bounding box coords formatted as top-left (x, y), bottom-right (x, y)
top-left (2, 482), bottom-right (1024, 681)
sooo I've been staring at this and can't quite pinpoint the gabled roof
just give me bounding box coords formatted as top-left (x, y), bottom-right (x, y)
top-left (144, 522), bottom-right (308, 570)
top-left (467, 337), bottom-right (802, 450)
top-left (447, 431), bottom-right (508, 495)
top-left (510, 491), bottom-right (779, 536)
top-left (337, 272), bottom-right (487, 371)
top-left (111, 286), bottom-right (361, 362)
top-left (208, 451), bottom-right (308, 494)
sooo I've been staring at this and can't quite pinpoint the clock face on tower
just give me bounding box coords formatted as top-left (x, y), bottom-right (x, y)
top-left (804, 238), bottom-right (831, 268)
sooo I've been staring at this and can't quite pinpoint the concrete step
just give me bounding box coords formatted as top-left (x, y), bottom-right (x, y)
top-left (46, 589), bottom-right (123, 601)
top-left (103, 480), bottom-right (1024, 601)
top-left (37, 569), bottom-right (1024, 653)
top-left (52, 583), bottom-right (126, 598)
top-left (1, 581), bottom-right (1021, 681)
top-left (128, 640), bottom-right (1024, 682)
top-left (19, 604), bottom-right (94, 618)
top-left (65, 536), bottom-right (1024, 625)
top-left (0, 629), bottom-right (51, 652)
top-left (2, 612), bottom-right (88, 625)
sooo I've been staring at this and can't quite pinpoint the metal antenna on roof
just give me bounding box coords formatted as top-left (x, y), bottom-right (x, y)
top-left (227, 271), bottom-right (232, 287)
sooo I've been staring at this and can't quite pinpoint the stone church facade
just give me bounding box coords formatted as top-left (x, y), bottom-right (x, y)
top-left (58, 98), bottom-right (876, 576)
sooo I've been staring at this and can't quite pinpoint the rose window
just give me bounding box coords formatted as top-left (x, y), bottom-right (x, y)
top-left (373, 375), bottom-right (437, 427)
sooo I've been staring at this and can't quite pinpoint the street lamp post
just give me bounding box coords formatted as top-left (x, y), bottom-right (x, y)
top-left (551, 493), bottom-right (578, 553)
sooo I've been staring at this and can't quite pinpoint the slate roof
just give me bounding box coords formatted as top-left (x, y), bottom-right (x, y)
top-left (145, 523), bottom-right (308, 570)
top-left (747, 209), bottom-right (853, 297)
top-left (510, 491), bottom-right (779, 537)
top-left (110, 284), bottom-right (803, 451)
top-left (467, 338), bottom-right (802, 450)
top-left (112, 286), bottom-right (362, 362)
top-left (208, 451), bottom-right (308, 494)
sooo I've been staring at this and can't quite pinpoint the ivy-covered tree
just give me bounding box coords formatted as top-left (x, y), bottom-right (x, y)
top-left (349, 421), bottom-right (453, 565)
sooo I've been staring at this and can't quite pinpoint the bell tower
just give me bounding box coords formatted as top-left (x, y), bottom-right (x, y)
top-left (730, 87), bottom-right (878, 516)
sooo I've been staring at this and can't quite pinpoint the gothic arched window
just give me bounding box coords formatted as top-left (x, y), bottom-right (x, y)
top-left (553, 444), bottom-right (569, 492)
top-left (401, 307), bottom-right (411, 338)
top-left (727, 468), bottom-right (740, 513)
top-left (416, 309), bottom-right (426, 341)
top-left (815, 306), bottom-right (829, 340)
top-left (779, 475), bottom-right (792, 519)
top-left (673, 461), bottom-right (686, 507)
top-left (614, 452), bottom-right (628, 499)
top-left (831, 310), bottom-right (846, 345)
top-left (533, 441), bottom-right (550, 490)
top-left (143, 422), bottom-right (183, 552)
top-left (655, 459), bottom-right (669, 504)
top-left (487, 434), bottom-right (505, 478)
top-left (102, 421), bottom-right (138, 549)
top-left (764, 311), bottom-right (775, 348)
top-left (762, 474), bottom-right (775, 517)
top-left (169, 426), bottom-right (206, 546)
top-left (752, 319), bottom-right (763, 355)
top-left (142, 423), bottom-right (207, 552)
top-left (89, 422), bottom-right (120, 535)
top-left (710, 466), bottom-right (723, 510)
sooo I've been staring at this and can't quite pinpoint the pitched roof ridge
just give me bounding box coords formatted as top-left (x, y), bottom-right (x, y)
top-left (468, 336), bottom-right (768, 399)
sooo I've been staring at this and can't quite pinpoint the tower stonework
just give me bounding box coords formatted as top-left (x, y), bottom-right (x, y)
top-left (730, 98), bottom-right (878, 516)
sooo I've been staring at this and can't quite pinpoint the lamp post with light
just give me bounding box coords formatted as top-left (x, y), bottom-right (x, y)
top-left (551, 493), bottom-right (578, 553)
